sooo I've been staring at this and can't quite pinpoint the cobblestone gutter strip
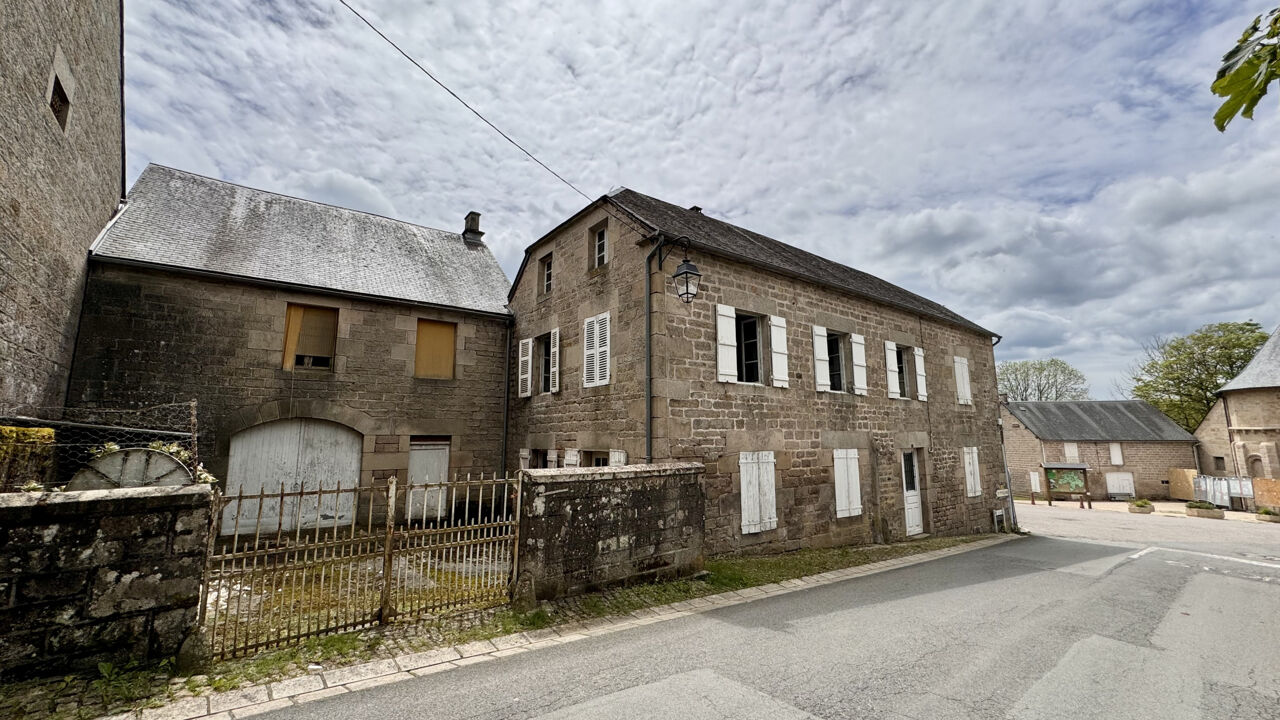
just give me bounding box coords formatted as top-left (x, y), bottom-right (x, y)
top-left (104, 534), bottom-right (1019, 720)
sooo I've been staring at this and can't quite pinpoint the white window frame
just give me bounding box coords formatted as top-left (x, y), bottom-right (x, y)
top-left (834, 448), bottom-right (863, 518)
top-left (582, 312), bottom-right (611, 388)
top-left (953, 356), bottom-right (972, 405)
top-left (963, 446), bottom-right (982, 497)
top-left (1109, 442), bottom-right (1123, 466)
top-left (739, 451), bottom-right (778, 534)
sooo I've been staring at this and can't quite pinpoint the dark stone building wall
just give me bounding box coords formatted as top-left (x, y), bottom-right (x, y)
top-left (66, 263), bottom-right (510, 486)
top-left (0, 0), bottom-right (124, 412)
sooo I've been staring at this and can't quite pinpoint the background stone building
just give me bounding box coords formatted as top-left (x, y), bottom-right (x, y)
top-left (1002, 400), bottom-right (1197, 500)
top-left (507, 188), bottom-right (1006, 554)
top-left (67, 165), bottom-right (512, 495)
top-left (1, 0), bottom-right (124, 412)
top-left (1195, 330), bottom-right (1280, 480)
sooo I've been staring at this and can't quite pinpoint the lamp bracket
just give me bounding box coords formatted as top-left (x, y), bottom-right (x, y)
top-left (657, 235), bottom-right (691, 270)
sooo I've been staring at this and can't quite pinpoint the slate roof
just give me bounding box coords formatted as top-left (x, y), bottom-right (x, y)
top-left (607, 189), bottom-right (997, 338)
top-left (1219, 329), bottom-right (1280, 392)
top-left (1003, 401), bottom-right (1195, 442)
top-left (92, 165), bottom-right (511, 315)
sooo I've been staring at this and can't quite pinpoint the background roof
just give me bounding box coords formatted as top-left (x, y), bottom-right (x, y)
top-left (1219, 330), bottom-right (1280, 393)
top-left (609, 189), bottom-right (996, 338)
top-left (1003, 400), bottom-right (1195, 442)
top-left (93, 165), bottom-right (511, 315)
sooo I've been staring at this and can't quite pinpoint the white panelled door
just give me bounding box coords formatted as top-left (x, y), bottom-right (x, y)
top-left (226, 418), bottom-right (361, 535)
top-left (1105, 472), bottom-right (1136, 498)
top-left (408, 440), bottom-right (451, 520)
top-left (901, 449), bottom-right (924, 535)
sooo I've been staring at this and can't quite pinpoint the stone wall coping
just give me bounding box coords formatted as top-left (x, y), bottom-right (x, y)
top-left (521, 462), bottom-right (705, 484)
top-left (0, 484), bottom-right (212, 518)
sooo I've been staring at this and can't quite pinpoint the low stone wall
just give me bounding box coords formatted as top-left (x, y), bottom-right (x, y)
top-left (515, 463), bottom-right (704, 603)
top-left (0, 485), bottom-right (210, 678)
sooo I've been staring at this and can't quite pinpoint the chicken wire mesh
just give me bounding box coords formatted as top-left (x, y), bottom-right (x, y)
top-left (0, 401), bottom-right (203, 492)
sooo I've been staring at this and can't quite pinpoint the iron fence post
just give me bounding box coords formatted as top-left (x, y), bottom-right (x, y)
top-left (379, 476), bottom-right (396, 624)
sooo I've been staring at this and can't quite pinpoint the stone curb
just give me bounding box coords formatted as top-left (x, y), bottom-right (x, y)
top-left (110, 535), bottom-right (1019, 720)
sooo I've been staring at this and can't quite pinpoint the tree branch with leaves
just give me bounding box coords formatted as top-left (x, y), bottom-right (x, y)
top-left (997, 358), bottom-right (1090, 402)
top-left (1213, 8), bottom-right (1280, 131)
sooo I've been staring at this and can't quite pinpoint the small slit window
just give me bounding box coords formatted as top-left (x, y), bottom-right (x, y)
top-left (283, 304), bottom-right (338, 370)
top-left (539, 254), bottom-right (553, 294)
top-left (49, 75), bottom-right (71, 130)
top-left (591, 224), bottom-right (608, 269)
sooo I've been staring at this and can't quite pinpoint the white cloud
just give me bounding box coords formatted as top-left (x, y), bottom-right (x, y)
top-left (123, 0), bottom-right (1280, 397)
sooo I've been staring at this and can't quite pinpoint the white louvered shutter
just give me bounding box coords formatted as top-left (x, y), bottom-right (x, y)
top-left (914, 346), bottom-right (928, 401)
top-left (758, 451), bottom-right (778, 531)
top-left (519, 448), bottom-right (530, 470)
top-left (563, 449), bottom-right (580, 468)
top-left (964, 446), bottom-right (981, 496)
top-left (518, 338), bottom-right (533, 398)
top-left (596, 313), bottom-right (610, 386)
top-left (953, 356), bottom-right (971, 405)
top-left (549, 328), bottom-right (560, 393)
top-left (885, 341), bottom-right (900, 399)
top-left (582, 316), bottom-right (597, 387)
top-left (813, 325), bottom-right (830, 392)
top-left (716, 304), bottom-right (737, 382)
top-left (834, 448), bottom-right (863, 518)
top-left (740, 452), bottom-right (761, 533)
top-left (547, 449), bottom-right (559, 468)
top-left (850, 334), bottom-right (868, 395)
top-left (608, 449), bottom-right (627, 466)
top-left (769, 316), bottom-right (789, 388)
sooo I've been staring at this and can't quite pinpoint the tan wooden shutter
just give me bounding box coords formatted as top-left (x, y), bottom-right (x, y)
top-left (282, 304), bottom-right (305, 370)
top-left (850, 334), bottom-right (868, 395)
top-left (769, 316), bottom-right (789, 388)
top-left (813, 325), bottom-right (830, 392)
top-left (914, 346), bottom-right (928, 401)
top-left (517, 338), bottom-right (533, 398)
top-left (296, 306), bottom-right (338, 358)
top-left (716, 304), bottom-right (737, 382)
top-left (549, 328), bottom-right (560, 393)
top-left (415, 319), bottom-right (456, 379)
top-left (885, 341), bottom-right (900, 399)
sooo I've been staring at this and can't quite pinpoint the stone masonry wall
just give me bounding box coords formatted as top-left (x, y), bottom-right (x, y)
top-left (1001, 406), bottom-right (1044, 495)
top-left (515, 463), bottom-right (705, 602)
top-left (1037, 438), bottom-right (1194, 499)
top-left (1195, 399), bottom-right (1233, 476)
top-left (0, 485), bottom-right (210, 678)
top-left (507, 204), bottom-right (1005, 556)
top-left (0, 1), bottom-right (124, 411)
top-left (67, 263), bottom-right (509, 485)
top-left (1222, 389), bottom-right (1280, 480)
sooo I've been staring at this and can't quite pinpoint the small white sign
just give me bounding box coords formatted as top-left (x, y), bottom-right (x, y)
top-left (996, 488), bottom-right (1010, 498)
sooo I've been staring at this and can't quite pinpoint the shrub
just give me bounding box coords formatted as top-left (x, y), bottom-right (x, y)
top-left (1129, 498), bottom-right (1152, 508)
top-left (1186, 501), bottom-right (1217, 510)
top-left (1258, 507), bottom-right (1277, 516)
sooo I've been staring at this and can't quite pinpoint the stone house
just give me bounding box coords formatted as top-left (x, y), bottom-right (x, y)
top-left (1195, 329), bottom-right (1280, 481)
top-left (506, 188), bottom-right (1006, 554)
top-left (1, 0), bottom-right (124, 411)
top-left (1001, 400), bottom-right (1196, 500)
top-left (66, 165), bottom-right (512, 499)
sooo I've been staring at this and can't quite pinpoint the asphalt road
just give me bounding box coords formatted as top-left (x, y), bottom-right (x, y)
top-left (262, 513), bottom-right (1280, 719)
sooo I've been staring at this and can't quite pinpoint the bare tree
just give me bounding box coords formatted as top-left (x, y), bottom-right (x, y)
top-left (997, 358), bottom-right (1090, 402)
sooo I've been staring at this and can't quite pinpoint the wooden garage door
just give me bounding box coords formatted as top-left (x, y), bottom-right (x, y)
top-left (224, 418), bottom-right (362, 534)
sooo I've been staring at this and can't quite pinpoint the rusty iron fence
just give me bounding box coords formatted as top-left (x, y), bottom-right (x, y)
top-left (202, 473), bottom-right (519, 659)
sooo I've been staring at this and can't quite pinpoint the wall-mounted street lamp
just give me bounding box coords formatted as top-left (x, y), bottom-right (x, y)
top-left (646, 234), bottom-right (702, 462)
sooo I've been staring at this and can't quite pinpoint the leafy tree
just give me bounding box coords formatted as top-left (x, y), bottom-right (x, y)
top-left (1128, 321), bottom-right (1269, 431)
top-left (997, 358), bottom-right (1090, 402)
top-left (1213, 8), bottom-right (1280, 131)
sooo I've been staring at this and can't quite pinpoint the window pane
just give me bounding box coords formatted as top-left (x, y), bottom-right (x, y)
top-left (415, 319), bottom-right (456, 378)
top-left (539, 334), bottom-right (552, 392)
top-left (736, 315), bottom-right (760, 383)
top-left (896, 347), bottom-right (909, 397)
top-left (903, 451), bottom-right (917, 491)
top-left (827, 333), bottom-right (843, 391)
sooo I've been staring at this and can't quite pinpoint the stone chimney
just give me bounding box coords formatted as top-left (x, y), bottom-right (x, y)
top-left (463, 211), bottom-right (485, 245)
top-left (688, 205), bottom-right (702, 214)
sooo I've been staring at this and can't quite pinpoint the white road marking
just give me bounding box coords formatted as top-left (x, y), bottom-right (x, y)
top-left (1128, 546), bottom-right (1280, 569)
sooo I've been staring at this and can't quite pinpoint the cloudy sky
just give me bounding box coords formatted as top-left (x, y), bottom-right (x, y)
top-left (123, 0), bottom-right (1279, 396)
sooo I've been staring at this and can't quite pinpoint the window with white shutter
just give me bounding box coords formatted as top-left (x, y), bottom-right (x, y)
top-left (963, 446), bottom-right (981, 497)
top-left (517, 338), bottom-right (533, 398)
top-left (769, 316), bottom-right (789, 388)
top-left (813, 325), bottom-right (830, 392)
top-left (739, 451), bottom-right (778, 534)
top-left (953, 356), bottom-right (971, 405)
top-left (549, 328), bottom-right (560, 393)
top-left (885, 341), bottom-right (900, 399)
top-left (716, 304), bottom-right (737, 383)
top-left (608, 449), bottom-right (627, 466)
top-left (582, 312), bottom-right (611, 388)
top-left (850, 334), bottom-right (868, 395)
top-left (563, 449), bottom-right (580, 467)
top-left (1064, 442), bottom-right (1079, 463)
top-left (914, 347), bottom-right (928, 401)
top-left (1109, 442), bottom-right (1123, 466)
top-left (833, 448), bottom-right (863, 518)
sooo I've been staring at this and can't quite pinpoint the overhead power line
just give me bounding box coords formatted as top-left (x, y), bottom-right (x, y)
top-left (337, 0), bottom-right (593, 203)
